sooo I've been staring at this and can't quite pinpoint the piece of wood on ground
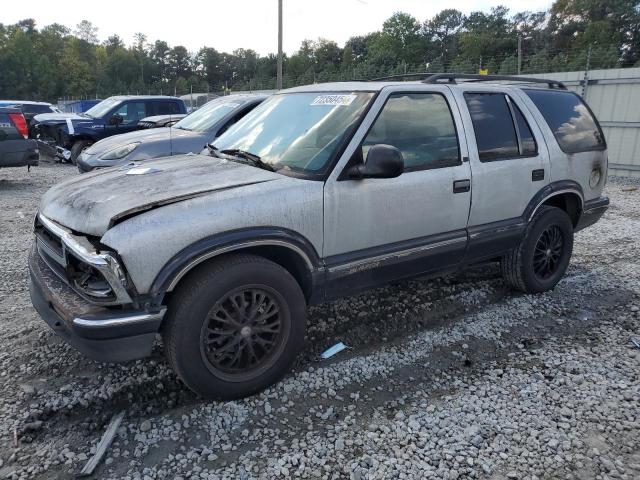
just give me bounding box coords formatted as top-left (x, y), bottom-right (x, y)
top-left (79, 410), bottom-right (125, 477)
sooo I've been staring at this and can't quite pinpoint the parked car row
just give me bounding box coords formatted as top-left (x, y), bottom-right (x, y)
top-left (1, 93), bottom-right (268, 170)
top-left (30, 95), bottom-right (187, 163)
top-left (29, 74), bottom-right (609, 400)
top-left (76, 94), bottom-right (266, 172)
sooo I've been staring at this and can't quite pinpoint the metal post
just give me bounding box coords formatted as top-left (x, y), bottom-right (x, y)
top-left (277, 0), bottom-right (283, 90)
top-left (581, 44), bottom-right (592, 98)
top-left (517, 36), bottom-right (522, 75)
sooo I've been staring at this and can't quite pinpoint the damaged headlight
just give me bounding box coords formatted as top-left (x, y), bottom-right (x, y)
top-left (101, 142), bottom-right (140, 160)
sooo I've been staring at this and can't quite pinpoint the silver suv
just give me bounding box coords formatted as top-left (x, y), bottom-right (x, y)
top-left (29, 74), bottom-right (609, 399)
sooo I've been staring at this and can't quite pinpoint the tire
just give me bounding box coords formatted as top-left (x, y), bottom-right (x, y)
top-left (501, 206), bottom-right (574, 294)
top-left (162, 254), bottom-right (307, 400)
top-left (70, 140), bottom-right (92, 165)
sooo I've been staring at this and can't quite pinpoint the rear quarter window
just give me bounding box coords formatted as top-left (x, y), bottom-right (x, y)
top-left (524, 89), bottom-right (605, 153)
top-left (152, 101), bottom-right (182, 115)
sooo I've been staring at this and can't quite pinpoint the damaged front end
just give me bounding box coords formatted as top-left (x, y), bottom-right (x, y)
top-left (30, 120), bottom-right (68, 159)
top-left (30, 213), bottom-right (165, 362)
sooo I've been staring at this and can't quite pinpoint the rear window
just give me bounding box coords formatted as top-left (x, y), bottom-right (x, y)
top-left (524, 89), bottom-right (605, 153)
top-left (23, 104), bottom-right (51, 115)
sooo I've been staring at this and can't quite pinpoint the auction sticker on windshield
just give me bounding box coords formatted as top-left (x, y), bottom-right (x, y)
top-left (311, 94), bottom-right (357, 106)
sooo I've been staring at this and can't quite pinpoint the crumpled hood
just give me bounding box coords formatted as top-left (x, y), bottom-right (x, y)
top-left (32, 112), bottom-right (85, 124)
top-left (40, 154), bottom-right (283, 236)
top-left (85, 127), bottom-right (198, 155)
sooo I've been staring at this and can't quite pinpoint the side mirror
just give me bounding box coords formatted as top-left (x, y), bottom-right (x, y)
top-left (109, 113), bottom-right (123, 126)
top-left (348, 144), bottom-right (404, 179)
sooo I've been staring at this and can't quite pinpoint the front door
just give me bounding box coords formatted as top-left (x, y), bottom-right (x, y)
top-left (323, 85), bottom-right (472, 298)
top-left (106, 101), bottom-right (147, 135)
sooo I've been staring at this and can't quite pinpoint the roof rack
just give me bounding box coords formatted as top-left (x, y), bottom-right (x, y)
top-left (368, 73), bottom-right (433, 82)
top-left (367, 72), bottom-right (566, 89)
top-left (422, 73), bottom-right (566, 89)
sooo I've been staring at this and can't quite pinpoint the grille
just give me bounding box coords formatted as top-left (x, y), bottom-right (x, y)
top-left (34, 218), bottom-right (63, 257)
top-left (34, 217), bottom-right (116, 302)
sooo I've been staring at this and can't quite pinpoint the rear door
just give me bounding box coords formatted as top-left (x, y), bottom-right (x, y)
top-left (323, 85), bottom-right (472, 297)
top-left (450, 85), bottom-right (550, 260)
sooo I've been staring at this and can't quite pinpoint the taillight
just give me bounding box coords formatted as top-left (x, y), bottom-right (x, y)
top-left (8, 112), bottom-right (28, 139)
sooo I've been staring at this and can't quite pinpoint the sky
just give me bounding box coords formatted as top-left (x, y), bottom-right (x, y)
top-left (5, 0), bottom-right (552, 56)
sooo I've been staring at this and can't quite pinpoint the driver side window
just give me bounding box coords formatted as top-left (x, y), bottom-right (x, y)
top-left (112, 102), bottom-right (146, 125)
top-left (362, 93), bottom-right (461, 171)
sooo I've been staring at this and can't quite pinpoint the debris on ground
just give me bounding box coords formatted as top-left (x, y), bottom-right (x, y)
top-left (321, 341), bottom-right (348, 359)
top-left (79, 411), bottom-right (125, 476)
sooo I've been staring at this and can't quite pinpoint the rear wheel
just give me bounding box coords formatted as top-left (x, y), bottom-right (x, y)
top-left (502, 206), bottom-right (574, 293)
top-left (162, 254), bottom-right (306, 400)
top-left (70, 140), bottom-right (92, 165)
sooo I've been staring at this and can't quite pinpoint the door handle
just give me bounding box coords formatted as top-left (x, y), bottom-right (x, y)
top-left (532, 169), bottom-right (545, 181)
top-left (453, 179), bottom-right (471, 193)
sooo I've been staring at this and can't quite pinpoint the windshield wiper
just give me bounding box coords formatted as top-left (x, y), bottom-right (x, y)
top-left (206, 143), bottom-right (222, 158)
top-left (219, 148), bottom-right (276, 172)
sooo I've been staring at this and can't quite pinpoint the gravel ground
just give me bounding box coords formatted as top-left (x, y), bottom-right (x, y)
top-left (0, 159), bottom-right (638, 480)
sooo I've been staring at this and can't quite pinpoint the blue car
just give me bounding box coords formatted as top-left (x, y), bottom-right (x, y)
top-left (31, 95), bottom-right (186, 163)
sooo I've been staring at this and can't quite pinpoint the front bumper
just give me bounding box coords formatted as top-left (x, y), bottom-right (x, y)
top-left (576, 196), bottom-right (609, 232)
top-left (76, 154), bottom-right (98, 173)
top-left (29, 245), bottom-right (165, 362)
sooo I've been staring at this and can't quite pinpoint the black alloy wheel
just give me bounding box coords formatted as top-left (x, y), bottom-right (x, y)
top-left (501, 206), bottom-right (574, 294)
top-left (200, 286), bottom-right (286, 381)
top-left (162, 254), bottom-right (306, 400)
top-left (532, 225), bottom-right (564, 280)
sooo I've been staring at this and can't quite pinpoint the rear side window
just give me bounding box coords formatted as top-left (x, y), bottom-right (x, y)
top-left (152, 101), bottom-right (182, 115)
top-left (524, 89), bottom-right (605, 153)
top-left (511, 101), bottom-right (537, 155)
top-left (464, 93), bottom-right (538, 161)
top-left (363, 93), bottom-right (461, 171)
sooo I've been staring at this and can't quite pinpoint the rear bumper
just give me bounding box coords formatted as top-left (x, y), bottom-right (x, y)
top-left (0, 139), bottom-right (39, 168)
top-left (576, 196), bottom-right (609, 232)
top-left (29, 246), bottom-right (164, 362)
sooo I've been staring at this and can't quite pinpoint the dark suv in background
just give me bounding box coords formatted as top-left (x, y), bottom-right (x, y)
top-left (0, 106), bottom-right (39, 169)
top-left (30, 95), bottom-right (186, 163)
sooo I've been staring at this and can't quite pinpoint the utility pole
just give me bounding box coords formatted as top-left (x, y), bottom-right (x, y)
top-left (517, 35), bottom-right (522, 75)
top-left (581, 44), bottom-right (593, 98)
top-left (277, 0), bottom-right (283, 90)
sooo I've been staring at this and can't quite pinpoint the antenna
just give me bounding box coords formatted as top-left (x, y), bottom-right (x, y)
top-left (169, 112), bottom-right (172, 156)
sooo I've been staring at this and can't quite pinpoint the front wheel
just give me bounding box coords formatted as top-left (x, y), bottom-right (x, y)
top-left (70, 140), bottom-right (92, 165)
top-left (162, 254), bottom-right (307, 400)
top-left (502, 206), bottom-right (574, 293)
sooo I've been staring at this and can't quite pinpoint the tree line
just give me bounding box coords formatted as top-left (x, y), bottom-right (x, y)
top-left (1, 0), bottom-right (639, 102)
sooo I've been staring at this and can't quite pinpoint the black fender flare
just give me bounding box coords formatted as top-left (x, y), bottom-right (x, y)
top-left (149, 227), bottom-right (321, 299)
top-left (522, 180), bottom-right (584, 222)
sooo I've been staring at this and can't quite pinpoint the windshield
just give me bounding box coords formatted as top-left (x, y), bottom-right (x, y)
top-left (174, 98), bottom-right (243, 132)
top-left (212, 92), bottom-right (374, 175)
top-left (84, 98), bottom-right (121, 118)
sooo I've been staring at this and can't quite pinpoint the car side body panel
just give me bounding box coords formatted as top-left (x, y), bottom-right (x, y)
top-left (101, 175), bottom-right (324, 294)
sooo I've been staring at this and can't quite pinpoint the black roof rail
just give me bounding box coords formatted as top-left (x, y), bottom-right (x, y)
top-left (422, 73), bottom-right (566, 89)
top-left (368, 73), bottom-right (434, 82)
